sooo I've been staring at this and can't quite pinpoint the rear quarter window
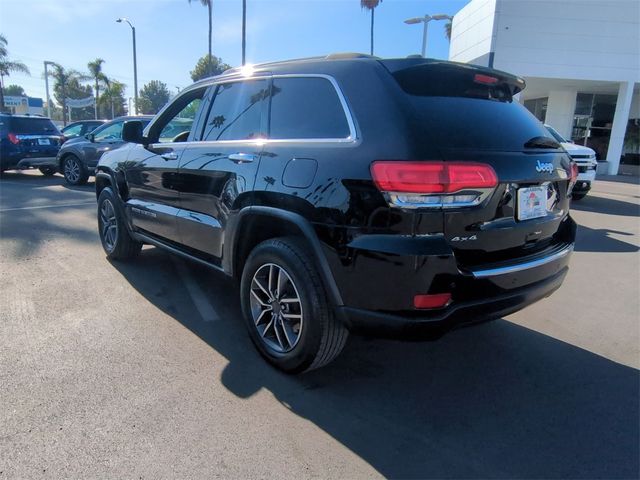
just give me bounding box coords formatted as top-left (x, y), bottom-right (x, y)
top-left (269, 77), bottom-right (351, 139)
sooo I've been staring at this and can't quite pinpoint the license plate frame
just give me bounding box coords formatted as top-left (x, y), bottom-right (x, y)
top-left (37, 138), bottom-right (51, 146)
top-left (517, 186), bottom-right (548, 221)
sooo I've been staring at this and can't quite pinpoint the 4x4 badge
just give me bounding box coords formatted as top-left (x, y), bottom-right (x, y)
top-left (450, 235), bottom-right (477, 242)
top-left (535, 160), bottom-right (554, 173)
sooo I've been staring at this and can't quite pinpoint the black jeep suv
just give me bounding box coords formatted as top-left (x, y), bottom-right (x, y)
top-left (95, 55), bottom-right (577, 373)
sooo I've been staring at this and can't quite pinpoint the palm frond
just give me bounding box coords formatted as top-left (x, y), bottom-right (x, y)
top-left (360, 0), bottom-right (381, 10)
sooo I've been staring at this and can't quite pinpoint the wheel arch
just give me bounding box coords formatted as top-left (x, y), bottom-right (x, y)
top-left (95, 168), bottom-right (127, 204)
top-left (227, 206), bottom-right (344, 307)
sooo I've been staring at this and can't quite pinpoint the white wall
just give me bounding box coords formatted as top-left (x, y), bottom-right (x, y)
top-left (450, 0), bottom-right (640, 83)
top-left (493, 0), bottom-right (639, 82)
top-left (449, 0), bottom-right (497, 66)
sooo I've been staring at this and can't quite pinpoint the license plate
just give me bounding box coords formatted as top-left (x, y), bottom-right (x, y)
top-left (37, 138), bottom-right (50, 145)
top-left (517, 186), bottom-right (547, 221)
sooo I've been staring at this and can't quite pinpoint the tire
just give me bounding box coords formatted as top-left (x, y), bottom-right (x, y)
top-left (240, 237), bottom-right (348, 373)
top-left (97, 187), bottom-right (142, 260)
top-left (572, 193), bottom-right (587, 201)
top-left (38, 166), bottom-right (57, 176)
top-left (63, 155), bottom-right (88, 185)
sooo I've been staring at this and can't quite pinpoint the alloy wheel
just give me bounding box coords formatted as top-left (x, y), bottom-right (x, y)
top-left (249, 263), bottom-right (304, 353)
top-left (99, 199), bottom-right (118, 252)
top-left (64, 158), bottom-right (80, 183)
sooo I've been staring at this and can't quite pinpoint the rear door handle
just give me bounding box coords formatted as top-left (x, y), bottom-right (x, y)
top-left (229, 153), bottom-right (256, 164)
top-left (161, 152), bottom-right (178, 161)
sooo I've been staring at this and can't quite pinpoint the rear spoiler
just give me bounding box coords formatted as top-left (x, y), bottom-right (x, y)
top-left (380, 58), bottom-right (526, 96)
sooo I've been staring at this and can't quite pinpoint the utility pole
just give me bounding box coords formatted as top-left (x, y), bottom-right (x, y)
top-left (44, 61), bottom-right (55, 118)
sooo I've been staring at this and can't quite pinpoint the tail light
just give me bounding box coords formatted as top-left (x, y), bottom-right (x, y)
top-left (371, 161), bottom-right (498, 208)
top-left (7, 133), bottom-right (19, 145)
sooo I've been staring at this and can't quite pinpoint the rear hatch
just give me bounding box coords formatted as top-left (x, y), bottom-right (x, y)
top-left (7, 116), bottom-right (63, 157)
top-left (385, 60), bottom-right (574, 268)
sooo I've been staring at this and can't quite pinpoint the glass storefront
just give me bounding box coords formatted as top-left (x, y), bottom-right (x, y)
top-left (572, 93), bottom-right (617, 160)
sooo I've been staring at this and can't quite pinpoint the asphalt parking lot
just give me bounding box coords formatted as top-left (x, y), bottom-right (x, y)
top-left (1, 170), bottom-right (638, 478)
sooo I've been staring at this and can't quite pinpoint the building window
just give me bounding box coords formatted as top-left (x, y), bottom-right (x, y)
top-left (523, 97), bottom-right (548, 122)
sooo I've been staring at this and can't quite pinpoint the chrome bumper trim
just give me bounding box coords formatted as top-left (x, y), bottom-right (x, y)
top-left (469, 243), bottom-right (574, 278)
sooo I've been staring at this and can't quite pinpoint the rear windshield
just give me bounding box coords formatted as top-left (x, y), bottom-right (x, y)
top-left (393, 67), bottom-right (555, 151)
top-left (7, 117), bottom-right (60, 135)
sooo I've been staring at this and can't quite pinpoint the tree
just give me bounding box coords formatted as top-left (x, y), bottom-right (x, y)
top-left (360, 0), bottom-right (382, 56)
top-left (190, 54), bottom-right (231, 81)
top-left (100, 79), bottom-right (127, 119)
top-left (445, 22), bottom-right (452, 41)
top-left (88, 58), bottom-right (107, 119)
top-left (189, 0), bottom-right (214, 76)
top-left (137, 80), bottom-right (170, 114)
top-left (0, 34), bottom-right (30, 113)
top-left (3, 84), bottom-right (25, 96)
top-left (48, 64), bottom-right (90, 125)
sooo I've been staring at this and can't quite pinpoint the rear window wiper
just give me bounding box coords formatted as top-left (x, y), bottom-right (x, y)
top-left (524, 136), bottom-right (560, 149)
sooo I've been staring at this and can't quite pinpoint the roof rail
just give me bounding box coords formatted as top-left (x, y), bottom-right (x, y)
top-left (220, 52), bottom-right (379, 76)
top-left (324, 52), bottom-right (378, 60)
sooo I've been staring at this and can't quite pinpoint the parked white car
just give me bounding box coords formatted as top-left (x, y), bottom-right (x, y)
top-left (545, 125), bottom-right (597, 200)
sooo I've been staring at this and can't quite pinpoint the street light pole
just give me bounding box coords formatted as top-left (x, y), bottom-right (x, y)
top-left (404, 14), bottom-right (453, 58)
top-left (420, 17), bottom-right (430, 58)
top-left (117, 18), bottom-right (139, 115)
top-left (43, 60), bottom-right (55, 119)
top-left (242, 0), bottom-right (247, 66)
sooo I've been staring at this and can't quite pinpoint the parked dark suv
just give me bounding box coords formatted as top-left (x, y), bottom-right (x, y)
top-left (57, 116), bottom-right (152, 185)
top-left (0, 113), bottom-right (63, 175)
top-left (95, 55), bottom-right (577, 373)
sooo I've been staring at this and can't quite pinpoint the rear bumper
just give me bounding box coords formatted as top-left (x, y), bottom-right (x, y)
top-left (340, 265), bottom-right (568, 338)
top-left (321, 216), bottom-right (576, 338)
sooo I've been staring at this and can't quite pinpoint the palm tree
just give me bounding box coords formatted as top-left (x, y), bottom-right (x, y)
top-left (0, 34), bottom-right (30, 113)
top-left (360, 0), bottom-right (382, 56)
top-left (87, 58), bottom-right (107, 119)
top-left (189, 0), bottom-right (214, 76)
top-left (101, 79), bottom-right (126, 119)
top-left (47, 64), bottom-right (87, 126)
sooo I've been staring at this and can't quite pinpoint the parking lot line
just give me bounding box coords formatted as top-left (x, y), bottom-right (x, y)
top-left (0, 201), bottom-right (96, 212)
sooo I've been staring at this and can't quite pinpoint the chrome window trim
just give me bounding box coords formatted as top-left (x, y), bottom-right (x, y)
top-left (469, 243), bottom-right (574, 278)
top-left (197, 73), bottom-right (358, 145)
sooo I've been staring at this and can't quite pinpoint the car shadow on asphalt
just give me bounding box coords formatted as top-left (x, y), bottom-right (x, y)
top-left (0, 171), bottom-right (95, 191)
top-left (571, 195), bottom-right (640, 217)
top-left (112, 248), bottom-right (640, 479)
top-left (575, 224), bottom-right (639, 253)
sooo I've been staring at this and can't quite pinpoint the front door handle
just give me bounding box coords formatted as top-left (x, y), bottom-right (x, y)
top-left (229, 153), bottom-right (256, 164)
top-left (161, 152), bottom-right (178, 161)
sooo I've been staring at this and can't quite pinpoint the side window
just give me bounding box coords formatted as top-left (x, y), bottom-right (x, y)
top-left (94, 122), bottom-right (123, 142)
top-left (202, 80), bottom-right (267, 141)
top-left (158, 98), bottom-right (202, 143)
top-left (62, 124), bottom-right (83, 137)
top-left (148, 87), bottom-right (207, 143)
top-left (269, 77), bottom-right (350, 139)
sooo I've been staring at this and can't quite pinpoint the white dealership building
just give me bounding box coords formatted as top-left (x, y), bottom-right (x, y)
top-left (449, 0), bottom-right (639, 175)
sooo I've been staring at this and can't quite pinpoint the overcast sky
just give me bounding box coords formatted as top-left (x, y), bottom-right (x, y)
top-left (0, 0), bottom-right (467, 103)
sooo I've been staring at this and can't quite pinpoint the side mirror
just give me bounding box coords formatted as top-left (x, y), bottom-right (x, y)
top-left (122, 120), bottom-right (146, 145)
top-left (84, 133), bottom-right (95, 142)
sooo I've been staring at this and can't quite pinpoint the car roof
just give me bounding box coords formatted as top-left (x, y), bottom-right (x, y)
top-left (187, 53), bottom-right (525, 92)
top-left (0, 113), bottom-right (53, 120)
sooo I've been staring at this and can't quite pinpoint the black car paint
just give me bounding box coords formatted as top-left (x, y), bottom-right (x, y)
top-left (57, 116), bottom-right (152, 173)
top-left (96, 56), bottom-right (576, 336)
